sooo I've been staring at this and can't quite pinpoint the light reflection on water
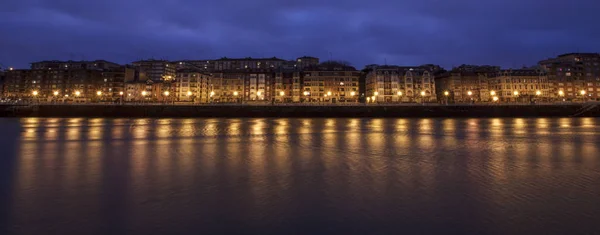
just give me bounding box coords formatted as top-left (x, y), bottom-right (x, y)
top-left (1, 118), bottom-right (600, 234)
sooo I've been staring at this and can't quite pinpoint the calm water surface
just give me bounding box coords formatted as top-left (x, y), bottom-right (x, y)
top-left (0, 118), bottom-right (599, 234)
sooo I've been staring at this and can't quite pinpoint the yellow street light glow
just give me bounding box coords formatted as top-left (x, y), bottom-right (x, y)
top-left (467, 91), bottom-right (473, 96)
top-left (327, 91), bottom-right (332, 96)
top-left (371, 96), bottom-right (376, 101)
top-left (75, 91), bottom-right (81, 96)
top-left (65, 94), bottom-right (69, 97)
top-left (324, 94), bottom-right (328, 97)
top-left (303, 91), bottom-right (309, 96)
top-left (9, 67), bottom-right (14, 71)
top-left (128, 93), bottom-right (131, 96)
top-left (444, 91), bottom-right (449, 96)
top-left (513, 91), bottom-right (519, 96)
top-left (141, 91), bottom-right (147, 96)
top-left (374, 91), bottom-right (379, 96)
top-left (490, 90), bottom-right (496, 96)
top-left (164, 91), bottom-right (170, 96)
top-left (233, 91), bottom-right (239, 96)
top-left (398, 91), bottom-right (403, 96)
top-left (340, 82), bottom-right (344, 85)
top-left (558, 90), bottom-right (565, 96)
top-left (53, 91), bottom-right (59, 96)
top-left (96, 91), bottom-right (102, 96)
top-left (32, 90), bottom-right (38, 96)
top-left (210, 91), bottom-right (215, 97)
top-left (119, 91), bottom-right (124, 96)
top-left (580, 90), bottom-right (586, 95)
top-left (187, 91), bottom-right (192, 96)
top-left (279, 91), bottom-right (285, 96)
top-left (420, 91), bottom-right (426, 96)
top-left (492, 96), bottom-right (499, 102)
top-left (257, 91), bottom-right (262, 96)
top-left (366, 97), bottom-right (371, 102)
top-left (350, 91), bottom-right (356, 96)
top-left (535, 90), bottom-right (541, 96)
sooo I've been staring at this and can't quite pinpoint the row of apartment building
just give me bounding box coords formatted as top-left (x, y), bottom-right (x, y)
top-left (2, 53), bottom-right (600, 103)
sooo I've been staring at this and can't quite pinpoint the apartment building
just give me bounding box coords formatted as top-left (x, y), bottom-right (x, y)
top-left (488, 69), bottom-right (551, 102)
top-left (302, 62), bottom-right (360, 103)
top-left (366, 66), bottom-right (437, 103)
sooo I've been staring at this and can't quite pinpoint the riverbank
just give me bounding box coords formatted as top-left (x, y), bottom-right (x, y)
top-left (1, 103), bottom-right (599, 118)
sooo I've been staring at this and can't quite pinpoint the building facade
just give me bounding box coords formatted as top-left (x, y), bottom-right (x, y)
top-left (30, 60), bottom-right (121, 71)
top-left (176, 69), bottom-right (211, 103)
top-left (131, 59), bottom-right (176, 82)
top-left (366, 66), bottom-right (437, 103)
top-left (302, 62), bottom-right (360, 103)
top-left (539, 53), bottom-right (600, 101)
top-left (488, 69), bottom-right (551, 102)
top-left (213, 57), bottom-right (285, 71)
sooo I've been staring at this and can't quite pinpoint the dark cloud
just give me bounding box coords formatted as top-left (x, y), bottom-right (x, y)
top-left (1, 0), bottom-right (599, 69)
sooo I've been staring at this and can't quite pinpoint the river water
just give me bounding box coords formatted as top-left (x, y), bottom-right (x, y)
top-left (0, 118), bottom-right (599, 234)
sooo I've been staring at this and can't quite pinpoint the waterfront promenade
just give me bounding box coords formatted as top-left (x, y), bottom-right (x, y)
top-left (1, 102), bottom-right (599, 118)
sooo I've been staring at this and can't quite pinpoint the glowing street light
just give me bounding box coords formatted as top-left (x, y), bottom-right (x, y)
top-left (75, 91), bottom-right (81, 97)
top-left (366, 97), bottom-right (371, 103)
top-left (492, 96), bottom-right (499, 102)
top-left (444, 91), bottom-right (449, 96)
top-left (53, 91), bottom-right (59, 96)
top-left (303, 91), bottom-right (310, 96)
top-left (350, 91), bottom-right (356, 96)
top-left (96, 91), bottom-right (102, 96)
top-left (187, 91), bottom-right (192, 96)
top-left (398, 91), bottom-right (403, 96)
top-left (535, 90), bottom-right (542, 96)
top-left (210, 91), bottom-right (215, 97)
top-left (374, 91), bottom-right (379, 96)
top-left (233, 91), bottom-right (239, 96)
top-left (513, 91), bottom-right (519, 96)
top-left (279, 91), bottom-right (285, 96)
top-left (164, 91), bottom-right (170, 96)
top-left (467, 91), bottom-right (473, 96)
top-left (490, 90), bottom-right (496, 96)
top-left (257, 91), bottom-right (262, 96)
top-left (119, 91), bottom-right (124, 96)
top-left (420, 91), bottom-right (426, 96)
top-left (580, 90), bottom-right (586, 95)
top-left (327, 91), bottom-right (332, 96)
top-left (371, 96), bottom-right (376, 101)
top-left (340, 82), bottom-right (344, 86)
top-left (558, 90), bottom-right (565, 96)
top-left (32, 90), bottom-right (39, 96)
top-left (141, 91), bottom-right (147, 96)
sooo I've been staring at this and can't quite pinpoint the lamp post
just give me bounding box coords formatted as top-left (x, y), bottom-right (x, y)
top-left (420, 91), bottom-right (426, 105)
top-left (513, 90), bottom-right (519, 103)
top-left (163, 90), bottom-right (170, 104)
top-left (397, 91), bottom-right (403, 103)
top-left (467, 90), bottom-right (473, 104)
top-left (32, 90), bottom-right (38, 104)
top-left (580, 90), bottom-right (587, 103)
top-left (444, 91), bottom-right (449, 104)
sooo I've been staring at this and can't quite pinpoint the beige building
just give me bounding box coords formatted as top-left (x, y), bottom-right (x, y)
top-left (435, 65), bottom-right (499, 103)
top-left (366, 66), bottom-right (436, 103)
top-left (488, 69), bottom-right (550, 102)
top-left (176, 69), bottom-right (211, 103)
top-left (302, 62), bottom-right (360, 103)
top-left (30, 60), bottom-right (121, 71)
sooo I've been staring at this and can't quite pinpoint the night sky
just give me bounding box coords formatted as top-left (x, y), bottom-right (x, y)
top-left (1, 0), bottom-right (599, 69)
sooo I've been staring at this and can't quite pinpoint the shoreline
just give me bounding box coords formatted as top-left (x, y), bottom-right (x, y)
top-left (1, 103), bottom-right (599, 118)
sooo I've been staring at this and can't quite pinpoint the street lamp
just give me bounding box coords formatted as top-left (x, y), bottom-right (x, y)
top-left (327, 91), bottom-right (332, 96)
top-left (513, 91), bottom-right (519, 96)
top-left (303, 91), bottom-right (310, 96)
top-left (398, 91), bottom-right (403, 96)
top-left (141, 91), bottom-right (147, 96)
top-left (374, 91), bottom-right (379, 96)
top-left (164, 91), bottom-right (170, 96)
top-left (580, 90), bottom-right (586, 95)
top-left (536, 90), bottom-right (542, 96)
top-left (187, 91), bottom-right (192, 96)
top-left (350, 91), bottom-right (356, 96)
top-left (279, 91), bottom-right (285, 96)
top-left (444, 91), bottom-right (449, 96)
top-left (340, 82), bottom-right (344, 86)
top-left (210, 91), bottom-right (215, 97)
top-left (75, 91), bottom-right (81, 97)
top-left (558, 90), bottom-right (564, 96)
top-left (119, 91), bottom-right (124, 96)
top-left (467, 91), bottom-right (473, 96)
top-left (493, 96), bottom-right (499, 102)
top-left (97, 91), bottom-right (102, 96)
top-left (490, 90), bottom-right (496, 96)
top-left (53, 91), bottom-right (59, 96)
top-left (32, 90), bottom-right (38, 96)
top-left (233, 91), bottom-right (239, 96)
top-left (366, 97), bottom-right (371, 103)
